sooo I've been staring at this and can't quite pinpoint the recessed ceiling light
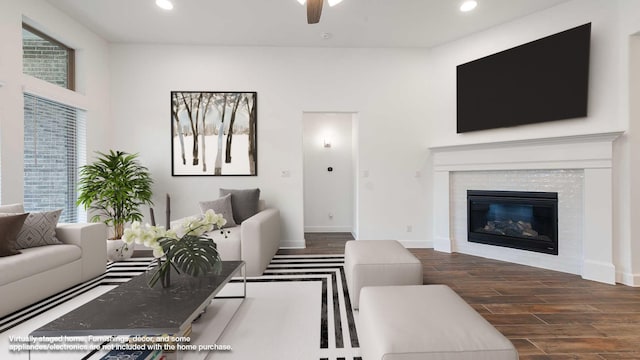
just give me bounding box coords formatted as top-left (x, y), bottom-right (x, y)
top-left (460, 0), bottom-right (477, 12)
top-left (156, 0), bottom-right (174, 10)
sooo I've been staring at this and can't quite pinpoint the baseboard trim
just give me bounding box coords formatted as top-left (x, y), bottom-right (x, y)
top-left (582, 260), bottom-right (616, 285)
top-left (304, 226), bottom-right (353, 233)
top-left (433, 236), bottom-right (453, 253)
top-left (280, 239), bottom-right (433, 249)
top-left (279, 240), bottom-right (306, 249)
top-left (616, 271), bottom-right (640, 287)
top-left (397, 240), bottom-right (433, 249)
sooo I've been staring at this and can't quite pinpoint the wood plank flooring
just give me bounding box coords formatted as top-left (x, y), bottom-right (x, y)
top-left (280, 233), bottom-right (640, 359)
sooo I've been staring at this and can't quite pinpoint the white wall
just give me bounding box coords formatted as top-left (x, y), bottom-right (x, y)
top-left (109, 45), bottom-right (431, 248)
top-left (1, 0), bottom-right (637, 275)
top-left (628, 33), bottom-right (640, 285)
top-left (5, 0), bottom-right (635, 278)
top-left (426, 0), bottom-right (640, 285)
top-left (0, 0), bottom-right (111, 205)
top-left (303, 112), bottom-right (354, 233)
top-left (428, 0), bottom-right (624, 147)
top-left (352, 113), bottom-right (360, 239)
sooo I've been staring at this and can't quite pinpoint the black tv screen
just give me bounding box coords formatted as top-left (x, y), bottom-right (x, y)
top-left (456, 23), bottom-right (591, 133)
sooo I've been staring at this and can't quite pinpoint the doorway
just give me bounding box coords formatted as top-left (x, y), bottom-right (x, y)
top-left (302, 112), bottom-right (358, 243)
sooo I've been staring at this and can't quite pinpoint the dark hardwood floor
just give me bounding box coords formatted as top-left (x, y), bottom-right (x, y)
top-left (280, 233), bottom-right (640, 359)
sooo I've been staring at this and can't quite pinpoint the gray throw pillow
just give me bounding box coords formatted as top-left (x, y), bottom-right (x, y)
top-left (199, 194), bottom-right (237, 229)
top-left (0, 203), bottom-right (25, 213)
top-left (16, 209), bottom-right (63, 249)
top-left (219, 188), bottom-right (260, 224)
top-left (0, 213), bottom-right (29, 257)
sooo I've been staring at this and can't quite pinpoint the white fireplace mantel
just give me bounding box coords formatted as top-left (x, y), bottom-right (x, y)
top-left (429, 131), bottom-right (624, 284)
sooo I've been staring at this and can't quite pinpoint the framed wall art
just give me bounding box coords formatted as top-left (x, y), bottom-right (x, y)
top-left (171, 91), bottom-right (257, 176)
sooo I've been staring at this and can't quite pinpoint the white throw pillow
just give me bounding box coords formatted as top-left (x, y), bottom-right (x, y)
top-left (199, 194), bottom-right (237, 229)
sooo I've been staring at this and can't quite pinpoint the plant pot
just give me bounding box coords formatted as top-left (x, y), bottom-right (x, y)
top-left (106, 239), bottom-right (134, 262)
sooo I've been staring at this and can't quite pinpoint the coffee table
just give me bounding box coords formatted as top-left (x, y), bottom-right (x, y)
top-left (29, 260), bottom-right (246, 359)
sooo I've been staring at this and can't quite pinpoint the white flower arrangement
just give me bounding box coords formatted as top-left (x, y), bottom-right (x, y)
top-left (122, 209), bottom-right (228, 287)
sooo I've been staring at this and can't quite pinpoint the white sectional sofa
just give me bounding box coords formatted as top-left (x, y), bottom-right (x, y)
top-left (215, 207), bottom-right (280, 276)
top-left (0, 223), bottom-right (107, 318)
top-left (172, 203), bottom-right (280, 277)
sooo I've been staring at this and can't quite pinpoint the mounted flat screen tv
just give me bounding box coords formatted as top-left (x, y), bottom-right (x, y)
top-left (456, 23), bottom-right (591, 133)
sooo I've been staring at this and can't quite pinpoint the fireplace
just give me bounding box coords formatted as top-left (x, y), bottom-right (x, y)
top-left (467, 190), bottom-right (558, 255)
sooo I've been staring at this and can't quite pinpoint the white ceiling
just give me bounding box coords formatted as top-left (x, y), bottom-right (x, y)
top-left (45, 0), bottom-right (572, 48)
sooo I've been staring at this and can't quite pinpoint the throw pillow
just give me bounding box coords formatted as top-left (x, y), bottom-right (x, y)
top-left (0, 213), bottom-right (29, 257)
top-left (16, 209), bottom-right (63, 249)
top-left (199, 194), bottom-right (237, 228)
top-left (0, 203), bottom-right (25, 213)
top-left (219, 188), bottom-right (260, 224)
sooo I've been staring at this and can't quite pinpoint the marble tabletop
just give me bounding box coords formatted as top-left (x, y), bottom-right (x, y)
top-left (30, 260), bottom-right (244, 337)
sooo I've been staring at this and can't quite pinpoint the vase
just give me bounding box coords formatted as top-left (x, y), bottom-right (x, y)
top-left (106, 239), bottom-right (134, 262)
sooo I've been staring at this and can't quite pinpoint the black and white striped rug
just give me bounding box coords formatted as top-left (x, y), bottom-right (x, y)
top-left (0, 255), bottom-right (362, 360)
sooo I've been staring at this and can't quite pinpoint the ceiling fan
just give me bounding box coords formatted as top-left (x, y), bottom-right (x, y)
top-left (297, 0), bottom-right (344, 24)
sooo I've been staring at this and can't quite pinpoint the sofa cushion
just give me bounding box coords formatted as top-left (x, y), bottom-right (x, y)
top-left (0, 203), bottom-right (25, 213)
top-left (0, 213), bottom-right (29, 257)
top-left (0, 244), bottom-right (81, 286)
top-left (219, 188), bottom-right (260, 224)
top-left (16, 209), bottom-right (63, 249)
top-left (199, 194), bottom-right (237, 229)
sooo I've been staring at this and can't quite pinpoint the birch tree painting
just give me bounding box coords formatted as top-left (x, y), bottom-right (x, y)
top-left (171, 91), bottom-right (257, 176)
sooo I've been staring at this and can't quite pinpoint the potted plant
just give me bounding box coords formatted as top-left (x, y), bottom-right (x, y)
top-left (77, 150), bottom-right (154, 261)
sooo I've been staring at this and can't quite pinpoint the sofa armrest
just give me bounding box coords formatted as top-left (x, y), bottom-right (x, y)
top-left (240, 208), bottom-right (280, 276)
top-left (170, 215), bottom-right (205, 231)
top-left (56, 223), bottom-right (107, 281)
top-left (170, 218), bottom-right (187, 230)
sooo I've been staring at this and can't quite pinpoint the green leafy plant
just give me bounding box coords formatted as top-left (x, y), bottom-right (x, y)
top-left (77, 150), bottom-right (154, 240)
top-left (152, 234), bottom-right (222, 288)
top-left (122, 210), bottom-right (228, 287)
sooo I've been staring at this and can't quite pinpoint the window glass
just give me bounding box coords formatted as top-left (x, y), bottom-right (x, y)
top-left (22, 24), bottom-right (75, 90)
top-left (23, 94), bottom-right (86, 222)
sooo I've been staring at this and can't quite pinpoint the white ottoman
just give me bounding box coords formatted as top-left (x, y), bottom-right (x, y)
top-left (359, 285), bottom-right (519, 360)
top-left (344, 240), bottom-right (422, 309)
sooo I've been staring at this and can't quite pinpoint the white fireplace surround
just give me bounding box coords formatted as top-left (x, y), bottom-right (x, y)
top-left (430, 131), bottom-right (624, 284)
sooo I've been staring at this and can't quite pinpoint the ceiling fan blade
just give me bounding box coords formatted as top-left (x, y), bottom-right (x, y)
top-left (307, 0), bottom-right (323, 24)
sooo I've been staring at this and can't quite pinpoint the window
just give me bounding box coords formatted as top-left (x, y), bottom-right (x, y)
top-left (23, 94), bottom-right (86, 222)
top-left (22, 24), bottom-right (75, 91)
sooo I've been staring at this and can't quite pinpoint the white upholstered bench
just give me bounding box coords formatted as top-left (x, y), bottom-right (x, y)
top-left (359, 285), bottom-right (519, 360)
top-left (344, 240), bottom-right (422, 309)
